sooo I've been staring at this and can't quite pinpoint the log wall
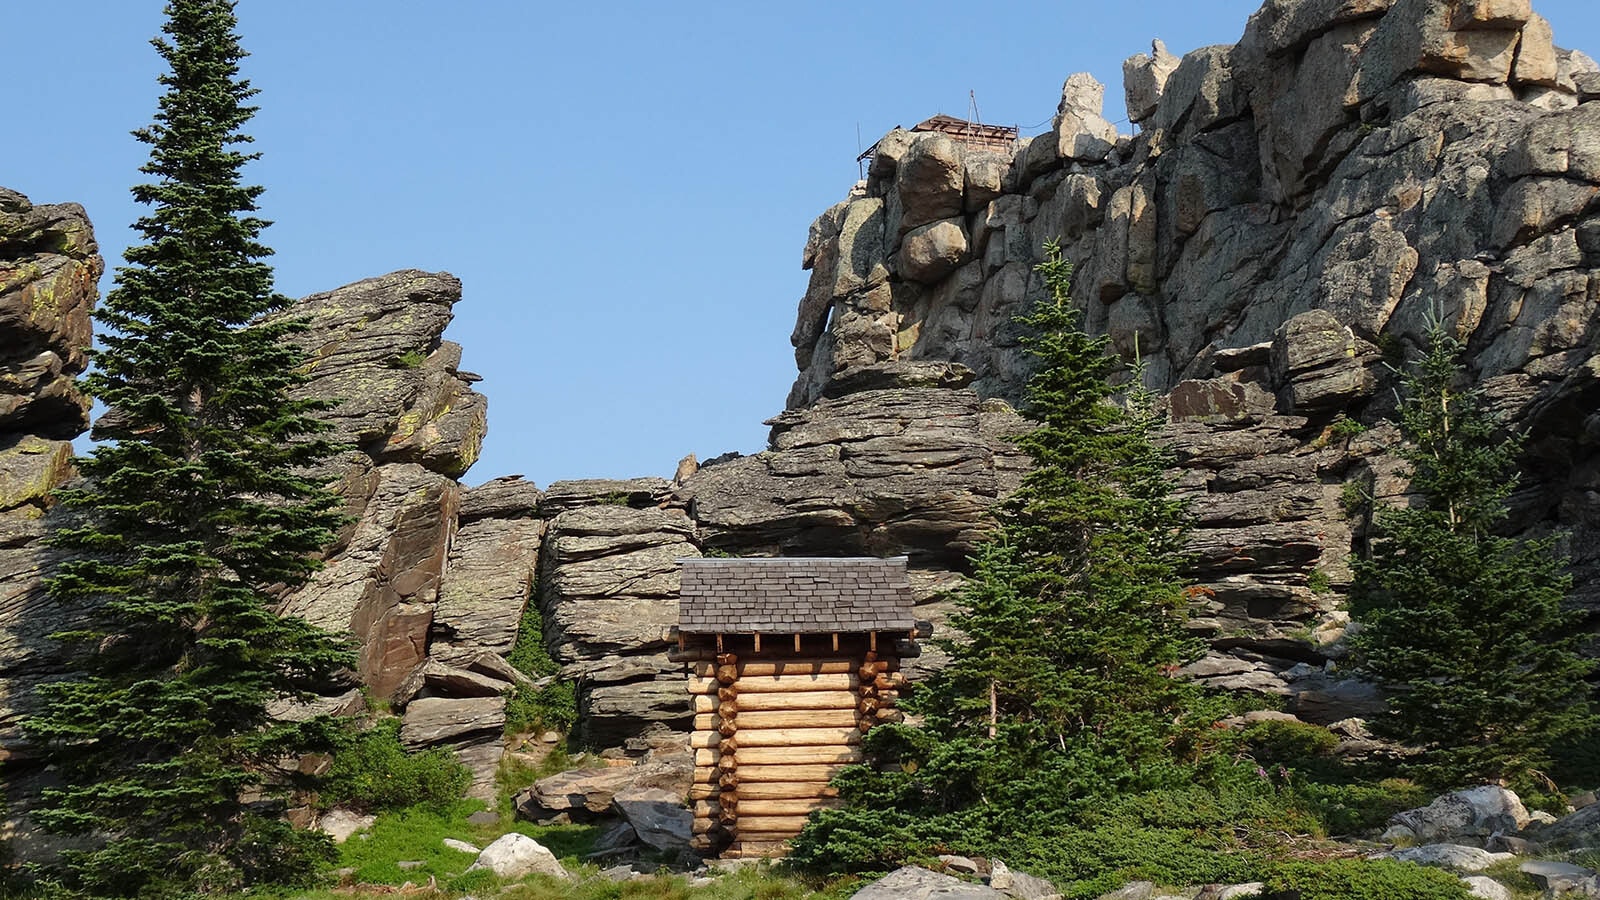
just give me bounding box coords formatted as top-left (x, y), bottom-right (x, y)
top-left (684, 636), bottom-right (902, 859)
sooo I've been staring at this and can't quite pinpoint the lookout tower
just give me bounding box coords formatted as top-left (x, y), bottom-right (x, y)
top-left (675, 556), bottom-right (919, 859)
top-left (857, 114), bottom-right (1021, 168)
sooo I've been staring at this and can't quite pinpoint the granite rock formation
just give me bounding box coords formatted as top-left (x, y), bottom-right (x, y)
top-left (4, 0), bottom-right (1600, 785)
top-left (778, 0), bottom-right (1600, 712)
top-left (0, 189), bottom-right (100, 755)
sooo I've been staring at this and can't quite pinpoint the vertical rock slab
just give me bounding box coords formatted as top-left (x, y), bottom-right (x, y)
top-left (538, 498), bottom-right (699, 747)
top-left (0, 189), bottom-right (100, 757)
top-left (279, 462), bottom-right (459, 698)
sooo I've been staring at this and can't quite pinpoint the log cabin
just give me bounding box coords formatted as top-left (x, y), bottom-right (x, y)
top-left (675, 556), bottom-right (918, 859)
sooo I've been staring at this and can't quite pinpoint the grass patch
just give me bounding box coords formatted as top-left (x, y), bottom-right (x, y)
top-left (334, 798), bottom-right (601, 889)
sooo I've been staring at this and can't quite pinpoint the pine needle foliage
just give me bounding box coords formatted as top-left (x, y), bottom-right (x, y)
top-left (1350, 320), bottom-right (1595, 786)
top-left (792, 240), bottom-right (1210, 872)
top-left (24, 2), bottom-right (351, 894)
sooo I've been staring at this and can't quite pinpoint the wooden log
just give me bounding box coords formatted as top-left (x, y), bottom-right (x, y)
top-left (858, 697), bottom-right (881, 715)
top-left (736, 764), bottom-right (848, 783)
top-left (693, 713), bottom-right (723, 730)
top-left (735, 781), bottom-right (840, 800)
top-left (692, 660), bottom-right (717, 678)
top-left (716, 664), bottom-right (739, 684)
top-left (688, 834), bottom-right (717, 852)
top-left (689, 731), bottom-right (719, 749)
top-left (733, 708), bottom-right (858, 730)
top-left (687, 783), bottom-right (719, 800)
top-left (737, 660), bottom-right (856, 677)
top-left (718, 738), bottom-right (737, 755)
top-left (688, 677), bottom-right (719, 695)
top-left (717, 755), bottom-right (737, 771)
top-left (717, 686), bottom-right (738, 702)
top-left (733, 727), bottom-right (862, 748)
top-left (719, 772), bottom-right (738, 790)
top-left (693, 748), bottom-right (720, 767)
top-left (729, 839), bottom-right (791, 858)
top-left (716, 652), bottom-right (739, 666)
top-left (733, 673), bottom-right (858, 693)
top-left (737, 797), bottom-right (843, 817)
top-left (693, 695), bottom-right (719, 714)
top-left (693, 766), bottom-right (718, 784)
top-left (736, 690), bottom-right (858, 712)
top-left (691, 816), bottom-right (720, 835)
top-left (736, 745), bottom-right (864, 765)
top-left (692, 800), bottom-right (722, 818)
top-left (735, 815), bottom-right (814, 835)
top-left (719, 721), bottom-right (737, 738)
top-left (874, 672), bottom-right (908, 690)
top-left (875, 708), bottom-right (905, 724)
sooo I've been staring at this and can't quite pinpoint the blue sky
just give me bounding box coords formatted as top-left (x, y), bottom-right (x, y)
top-left (9, 1), bottom-right (1598, 486)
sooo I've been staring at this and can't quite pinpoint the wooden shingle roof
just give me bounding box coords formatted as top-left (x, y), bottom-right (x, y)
top-left (678, 557), bottom-right (915, 635)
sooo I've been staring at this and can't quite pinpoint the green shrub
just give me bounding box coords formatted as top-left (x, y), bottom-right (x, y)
top-left (322, 719), bottom-right (471, 812)
top-left (1329, 414), bottom-right (1368, 439)
top-left (1294, 778), bottom-right (1427, 836)
top-left (1243, 719), bottom-right (1338, 766)
top-left (1306, 569), bottom-right (1332, 594)
top-left (1260, 858), bottom-right (1470, 900)
top-left (506, 680), bottom-right (577, 736)
top-left (504, 600), bottom-right (577, 736)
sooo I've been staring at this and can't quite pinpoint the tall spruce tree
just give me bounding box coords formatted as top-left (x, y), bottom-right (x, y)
top-left (1351, 321), bottom-right (1595, 786)
top-left (791, 242), bottom-right (1205, 871)
top-left (922, 242), bottom-right (1201, 769)
top-left (24, 2), bottom-right (351, 894)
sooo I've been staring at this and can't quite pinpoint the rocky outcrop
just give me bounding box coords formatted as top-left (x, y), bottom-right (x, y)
top-left (0, 189), bottom-right (100, 755)
top-left (539, 491), bottom-right (699, 747)
top-left (782, 0), bottom-right (1600, 708)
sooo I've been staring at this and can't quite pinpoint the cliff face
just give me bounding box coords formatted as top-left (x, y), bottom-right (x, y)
top-left (0, 189), bottom-right (100, 754)
top-left (3, 0), bottom-right (1598, 781)
top-left (778, 0), bottom-right (1600, 704)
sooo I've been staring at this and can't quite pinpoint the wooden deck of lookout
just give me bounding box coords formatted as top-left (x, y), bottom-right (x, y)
top-left (675, 557), bottom-right (918, 859)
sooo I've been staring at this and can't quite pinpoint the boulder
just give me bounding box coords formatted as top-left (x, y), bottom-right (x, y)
top-left (467, 832), bottom-right (569, 881)
top-left (459, 475), bottom-right (542, 521)
top-left (611, 786), bottom-right (693, 853)
top-left (442, 838), bottom-right (480, 855)
top-left (1052, 73), bottom-right (1119, 163)
top-left (1519, 860), bottom-right (1600, 895)
top-left (399, 696), bottom-right (506, 747)
top-left (899, 219), bottom-right (970, 284)
top-left (896, 134), bottom-right (966, 232)
top-left (516, 753), bottom-right (690, 822)
top-left (1270, 311), bottom-right (1379, 415)
top-left (989, 859), bottom-right (1062, 899)
top-left (1390, 786), bottom-right (1532, 844)
top-left (317, 809), bottom-right (375, 844)
top-left (1385, 843), bottom-right (1513, 872)
top-left (1460, 876), bottom-right (1512, 900)
top-left (849, 866), bottom-right (1006, 900)
top-left (1124, 40), bottom-right (1181, 124)
top-left (1533, 802), bottom-right (1600, 848)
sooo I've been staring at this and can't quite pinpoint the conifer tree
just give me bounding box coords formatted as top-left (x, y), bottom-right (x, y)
top-left (25, 2), bottom-right (351, 894)
top-left (922, 240), bottom-right (1201, 770)
top-left (792, 242), bottom-right (1205, 870)
top-left (1351, 321), bottom-right (1595, 786)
